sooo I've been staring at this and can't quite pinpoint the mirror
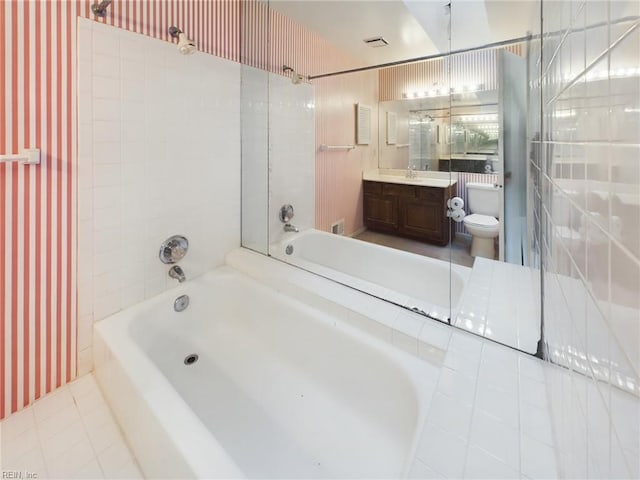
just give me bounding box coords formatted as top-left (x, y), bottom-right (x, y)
top-left (243, 0), bottom-right (542, 355)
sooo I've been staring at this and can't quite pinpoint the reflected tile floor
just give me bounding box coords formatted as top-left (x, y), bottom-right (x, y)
top-left (409, 328), bottom-right (558, 479)
top-left (354, 229), bottom-right (475, 268)
top-left (0, 374), bottom-right (143, 479)
top-left (454, 257), bottom-right (542, 354)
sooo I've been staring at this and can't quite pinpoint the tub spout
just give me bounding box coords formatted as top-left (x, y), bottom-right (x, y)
top-left (284, 223), bottom-right (299, 233)
top-left (169, 265), bottom-right (186, 283)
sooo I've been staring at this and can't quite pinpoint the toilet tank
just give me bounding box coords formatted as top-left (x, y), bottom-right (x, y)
top-left (466, 182), bottom-right (500, 217)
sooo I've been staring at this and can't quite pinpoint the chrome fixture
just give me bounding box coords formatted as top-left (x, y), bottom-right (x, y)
top-left (169, 26), bottom-right (196, 55)
top-left (282, 65), bottom-right (305, 84)
top-left (279, 204), bottom-right (294, 223)
top-left (279, 204), bottom-right (299, 233)
top-left (184, 353), bottom-right (199, 365)
top-left (174, 294), bottom-right (190, 312)
top-left (168, 265), bottom-right (186, 283)
top-left (285, 244), bottom-right (294, 255)
top-left (159, 235), bottom-right (189, 264)
top-left (91, 0), bottom-right (113, 17)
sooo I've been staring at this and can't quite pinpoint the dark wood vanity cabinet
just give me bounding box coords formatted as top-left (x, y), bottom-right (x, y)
top-left (363, 180), bottom-right (456, 245)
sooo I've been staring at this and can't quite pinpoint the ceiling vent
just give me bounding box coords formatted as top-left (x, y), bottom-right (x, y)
top-left (363, 36), bottom-right (389, 48)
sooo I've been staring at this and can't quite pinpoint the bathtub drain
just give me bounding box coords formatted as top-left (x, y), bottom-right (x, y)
top-left (285, 244), bottom-right (294, 255)
top-left (184, 353), bottom-right (199, 365)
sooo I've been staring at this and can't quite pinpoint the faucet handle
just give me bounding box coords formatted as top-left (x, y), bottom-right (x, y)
top-left (279, 204), bottom-right (294, 223)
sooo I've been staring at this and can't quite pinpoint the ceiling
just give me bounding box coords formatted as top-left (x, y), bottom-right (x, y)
top-left (268, 0), bottom-right (538, 71)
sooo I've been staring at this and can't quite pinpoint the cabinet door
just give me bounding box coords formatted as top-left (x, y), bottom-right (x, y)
top-left (398, 197), bottom-right (444, 243)
top-left (364, 194), bottom-right (398, 232)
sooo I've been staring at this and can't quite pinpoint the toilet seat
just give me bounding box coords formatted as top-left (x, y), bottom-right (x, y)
top-left (463, 213), bottom-right (499, 230)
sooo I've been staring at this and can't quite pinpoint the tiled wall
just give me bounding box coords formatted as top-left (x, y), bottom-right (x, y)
top-left (530, 0), bottom-right (640, 477)
top-left (269, 75), bottom-right (315, 245)
top-left (77, 19), bottom-right (241, 373)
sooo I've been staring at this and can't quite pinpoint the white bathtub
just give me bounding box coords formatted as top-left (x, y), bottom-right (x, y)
top-left (271, 229), bottom-right (471, 323)
top-left (94, 263), bottom-right (436, 479)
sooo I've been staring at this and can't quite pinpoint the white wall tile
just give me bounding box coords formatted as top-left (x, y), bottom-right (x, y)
top-left (78, 21), bottom-right (241, 334)
top-left (533, 2), bottom-right (640, 475)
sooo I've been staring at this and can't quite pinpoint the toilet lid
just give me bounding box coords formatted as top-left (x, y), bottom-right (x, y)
top-left (464, 213), bottom-right (499, 227)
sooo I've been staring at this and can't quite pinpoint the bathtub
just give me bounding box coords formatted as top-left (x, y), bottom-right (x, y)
top-left (271, 229), bottom-right (471, 323)
top-left (94, 264), bottom-right (436, 479)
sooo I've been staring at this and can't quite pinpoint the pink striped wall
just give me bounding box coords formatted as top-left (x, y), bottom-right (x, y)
top-left (314, 72), bottom-right (379, 234)
top-left (379, 44), bottom-right (523, 101)
top-left (0, 0), bottom-right (372, 420)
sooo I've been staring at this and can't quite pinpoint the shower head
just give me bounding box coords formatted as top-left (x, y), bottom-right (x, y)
top-left (282, 65), bottom-right (306, 85)
top-left (91, 0), bottom-right (113, 17)
top-left (169, 26), bottom-right (196, 55)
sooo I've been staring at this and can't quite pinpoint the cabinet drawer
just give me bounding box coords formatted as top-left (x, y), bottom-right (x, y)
top-left (363, 181), bottom-right (382, 194)
top-left (416, 186), bottom-right (442, 202)
top-left (382, 183), bottom-right (416, 197)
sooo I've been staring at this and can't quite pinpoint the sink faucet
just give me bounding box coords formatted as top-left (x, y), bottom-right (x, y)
top-left (168, 265), bottom-right (186, 283)
top-left (284, 223), bottom-right (299, 233)
top-left (406, 165), bottom-right (417, 179)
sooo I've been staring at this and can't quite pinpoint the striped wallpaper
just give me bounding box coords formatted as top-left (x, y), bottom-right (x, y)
top-left (0, 0), bottom-right (260, 421)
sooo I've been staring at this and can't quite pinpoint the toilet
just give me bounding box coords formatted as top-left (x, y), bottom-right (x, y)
top-left (463, 182), bottom-right (500, 259)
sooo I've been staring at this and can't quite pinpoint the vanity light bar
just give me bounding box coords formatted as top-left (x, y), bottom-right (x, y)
top-left (402, 83), bottom-right (483, 99)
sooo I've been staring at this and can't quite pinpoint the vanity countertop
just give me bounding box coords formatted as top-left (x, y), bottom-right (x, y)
top-left (363, 169), bottom-right (457, 188)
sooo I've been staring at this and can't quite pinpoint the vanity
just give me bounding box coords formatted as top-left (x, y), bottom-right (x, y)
top-left (362, 170), bottom-right (457, 246)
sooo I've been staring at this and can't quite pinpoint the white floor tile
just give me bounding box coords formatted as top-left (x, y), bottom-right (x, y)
top-left (443, 349), bottom-right (481, 378)
top-left (520, 434), bottom-right (558, 479)
top-left (37, 403), bottom-right (82, 440)
top-left (469, 410), bottom-right (520, 471)
top-left (520, 377), bottom-right (549, 409)
top-left (518, 355), bottom-right (546, 382)
top-left (0, 373), bottom-right (139, 480)
top-left (112, 460), bottom-right (144, 479)
top-left (464, 445), bottom-right (520, 479)
top-left (436, 367), bottom-right (478, 406)
top-left (0, 408), bottom-right (35, 440)
top-left (426, 391), bottom-right (474, 440)
top-left (409, 458), bottom-right (445, 479)
top-left (97, 440), bottom-right (136, 478)
top-left (520, 403), bottom-right (554, 446)
top-left (2, 427), bottom-right (40, 462)
top-left (475, 382), bottom-right (520, 428)
top-left (70, 458), bottom-right (106, 479)
top-left (415, 422), bottom-right (468, 479)
top-left (32, 389), bottom-right (75, 423)
top-left (0, 445), bottom-right (48, 478)
top-left (46, 436), bottom-right (96, 479)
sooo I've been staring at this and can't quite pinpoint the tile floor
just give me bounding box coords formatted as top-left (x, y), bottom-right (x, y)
top-left (454, 257), bottom-right (541, 354)
top-left (408, 330), bottom-right (558, 479)
top-left (0, 374), bottom-right (143, 479)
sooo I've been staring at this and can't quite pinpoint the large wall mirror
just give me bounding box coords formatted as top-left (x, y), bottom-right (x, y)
top-left (242, 0), bottom-right (542, 356)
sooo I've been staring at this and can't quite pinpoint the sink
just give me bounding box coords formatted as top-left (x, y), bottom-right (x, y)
top-left (363, 169), bottom-right (457, 188)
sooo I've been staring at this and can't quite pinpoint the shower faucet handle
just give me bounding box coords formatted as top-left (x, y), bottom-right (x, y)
top-left (159, 235), bottom-right (189, 264)
top-left (279, 204), bottom-right (295, 223)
